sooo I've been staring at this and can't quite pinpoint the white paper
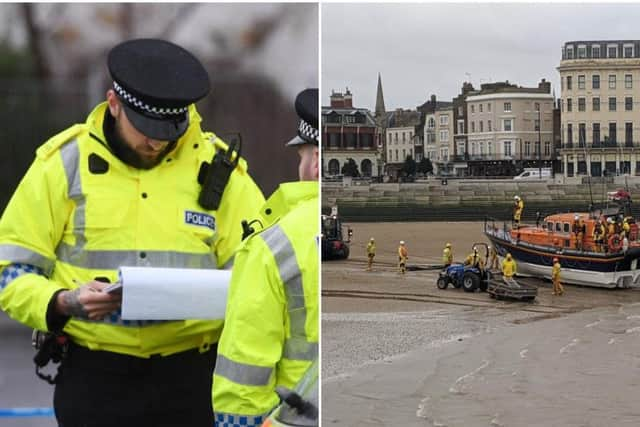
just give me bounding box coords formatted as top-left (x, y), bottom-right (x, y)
top-left (119, 267), bottom-right (231, 320)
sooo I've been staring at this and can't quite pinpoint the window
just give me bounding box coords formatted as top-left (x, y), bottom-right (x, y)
top-left (608, 46), bottom-right (617, 58)
top-left (567, 47), bottom-right (574, 59)
top-left (545, 141), bottom-right (551, 156)
top-left (609, 74), bottom-right (616, 89)
top-left (479, 121), bottom-right (483, 132)
top-left (534, 102), bottom-right (540, 111)
top-left (593, 97), bottom-right (600, 111)
top-left (440, 130), bottom-right (449, 141)
top-left (592, 45), bottom-right (600, 58)
top-left (593, 123), bottom-right (600, 146)
top-left (626, 97), bottom-right (633, 111)
top-left (567, 98), bottom-right (572, 112)
top-left (504, 141), bottom-right (512, 156)
top-left (439, 115), bottom-right (449, 125)
top-left (626, 122), bottom-right (633, 146)
top-left (504, 102), bottom-right (511, 112)
top-left (579, 123), bottom-right (586, 147)
top-left (592, 74), bottom-right (600, 89)
top-left (578, 46), bottom-right (586, 58)
top-left (471, 105), bottom-right (475, 114)
top-left (402, 149), bottom-right (406, 160)
top-left (402, 132), bottom-right (406, 142)
top-left (535, 141), bottom-right (541, 156)
top-left (487, 103), bottom-right (491, 112)
top-left (609, 123), bottom-right (617, 144)
top-left (567, 123), bottom-right (573, 145)
top-left (578, 75), bottom-right (585, 89)
top-left (479, 104), bottom-right (483, 113)
top-left (567, 76), bottom-right (572, 90)
top-left (578, 98), bottom-right (586, 112)
top-left (488, 141), bottom-right (493, 155)
top-left (488, 120), bottom-right (492, 131)
top-left (394, 133), bottom-right (398, 143)
top-left (471, 121), bottom-right (475, 133)
top-left (345, 115), bottom-right (355, 124)
top-left (609, 97), bottom-right (617, 111)
top-left (395, 149), bottom-right (398, 162)
top-left (535, 119), bottom-right (540, 131)
top-left (458, 106), bottom-right (463, 116)
top-left (503, 119), bottom-right (512, 132)
top-left (625, 46), bottom-right (633, 58)
top-left (428, 117), bottom-right (435, 128)
top-left (524, 141), bottom-right (531, 156)
top-left (457, 120), bottom-right (464, 134)
top-left (479, 142), bottom-right (484, 155)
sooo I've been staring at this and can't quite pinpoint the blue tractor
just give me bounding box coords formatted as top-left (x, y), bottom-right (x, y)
top-left (436, 243), bottom-right (492, 292)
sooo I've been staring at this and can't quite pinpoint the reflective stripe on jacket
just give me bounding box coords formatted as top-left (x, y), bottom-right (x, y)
top-left (0, 102), bottom-right (265, 357)
top-left (213, 181), bottom-right (318, 426)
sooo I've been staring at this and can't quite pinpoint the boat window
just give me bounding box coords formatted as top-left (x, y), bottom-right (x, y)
top-left (555, 222), bottom-right (562, 232)
top-left (547, 222), bottom-right (553, 230)
top-left (563, 223), bottom-right (570, 233)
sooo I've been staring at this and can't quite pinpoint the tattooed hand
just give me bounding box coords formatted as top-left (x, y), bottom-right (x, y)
top-left (56, 281), bottom-right (122, 320)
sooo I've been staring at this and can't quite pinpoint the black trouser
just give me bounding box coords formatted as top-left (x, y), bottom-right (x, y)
top-left (54, 341), bottom-right (217, 427)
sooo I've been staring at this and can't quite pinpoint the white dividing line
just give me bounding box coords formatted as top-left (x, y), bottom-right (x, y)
top-left (519, 348), bottom-right (528, 359)
top-left (625, 326), bottom-right (640, 334)
top-left (608, 338), bottom-right (616, 345)
top-left (585, 319), bottom-right (602, 328)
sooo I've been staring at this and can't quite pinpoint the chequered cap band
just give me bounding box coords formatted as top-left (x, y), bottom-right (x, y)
top-left (298, 119), bottom-right (319, 143)
top-left (113, 82), bottom-right (188, 116)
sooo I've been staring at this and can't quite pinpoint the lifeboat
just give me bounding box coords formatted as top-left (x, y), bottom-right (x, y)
top-left (484, 189), bottom-right (640, 288)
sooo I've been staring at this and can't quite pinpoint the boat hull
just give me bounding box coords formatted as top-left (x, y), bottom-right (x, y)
top-left (485, 233), bottom-right (640, 288)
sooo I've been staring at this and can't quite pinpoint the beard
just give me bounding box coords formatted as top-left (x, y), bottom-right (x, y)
top-left (104, 110), bottom-right (176, 170)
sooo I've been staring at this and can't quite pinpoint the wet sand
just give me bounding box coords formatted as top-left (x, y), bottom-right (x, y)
top-left (322, 222), bottom-right (640, 426)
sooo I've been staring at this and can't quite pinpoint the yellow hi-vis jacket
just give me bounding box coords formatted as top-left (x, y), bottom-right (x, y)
top-left (552, 262), bottom-right (561, 281)
top-left (213, 181), bottom-right (318, 427)
top-left (366, 241), bottom-right (376, 256)
top-left (502, 259), bottom-right (517, 278)
top-left (0, 102), bottom-right (265, 357)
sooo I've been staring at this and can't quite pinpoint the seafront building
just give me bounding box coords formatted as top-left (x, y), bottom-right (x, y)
top-left (558, 40), bottom-right (640, 177)
top-left (322, 89), bottom-right (379, 177)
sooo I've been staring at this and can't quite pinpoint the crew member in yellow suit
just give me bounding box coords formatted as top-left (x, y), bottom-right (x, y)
top-left (366, 237), bottom-right (376, 271)
top-left (398, 241), bottom-right (408, 274)
top-left (513, 195), bottom-right (524, 229)
top-left (442, 242), bottom-right (453, 268)
top-left (501, 253), bottom-right (518, 287)
top-left (552, 257), bottom-right (564, 296)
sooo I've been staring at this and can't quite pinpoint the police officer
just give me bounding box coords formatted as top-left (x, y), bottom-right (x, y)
top-left (0, 39), bottom-right (265, 427)
top-left (212, 88), bottom-right (319, 427)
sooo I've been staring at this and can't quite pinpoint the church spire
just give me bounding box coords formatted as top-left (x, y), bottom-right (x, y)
top-left (375, 72), bottom-right (386, 116)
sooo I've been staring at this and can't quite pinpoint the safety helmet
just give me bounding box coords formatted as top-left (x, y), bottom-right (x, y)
top-left (506, 253), bottom-right (512, 259)
top-left (608, 217), bottom-right (614, 223)
top-left (553, 257), bottom-right (559, 263)
top-left (400, 240), bottom-right (405, 245)
top-left (574, 215), bottom-right (579, 220)
top-left (514, 195), bottom-right (520, 200)
top-left (445, 242), bottom-right (451, 248)
top-left (370, 237), bottom-right (375, 241)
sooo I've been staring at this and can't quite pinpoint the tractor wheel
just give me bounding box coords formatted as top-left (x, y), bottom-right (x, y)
top-left (462, 272), bottom-right (480, 292)
top-left (437, 277), bottom-right (449, 290)
top-left (340, 245), bottom-right (350, 260)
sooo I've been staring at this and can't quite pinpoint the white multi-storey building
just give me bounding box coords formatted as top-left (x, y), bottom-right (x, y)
top-left (558, 40), bottom-right (640, 177)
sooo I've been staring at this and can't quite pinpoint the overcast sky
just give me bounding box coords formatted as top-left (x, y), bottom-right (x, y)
top-left (322, 3), bottom-right (640, 111)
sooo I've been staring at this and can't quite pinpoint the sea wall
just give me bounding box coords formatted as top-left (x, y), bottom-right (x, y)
top-left (322, 176), bottom-right (640, 222)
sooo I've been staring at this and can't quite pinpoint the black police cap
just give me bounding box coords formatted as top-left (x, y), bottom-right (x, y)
top-left (287, 88), bottom-right (319, 146)
top-left (108, 38), bottom-right (210, 141)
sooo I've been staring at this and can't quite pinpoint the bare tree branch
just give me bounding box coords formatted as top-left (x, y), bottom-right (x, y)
top-left (21, 3), bottom-right (50, 78)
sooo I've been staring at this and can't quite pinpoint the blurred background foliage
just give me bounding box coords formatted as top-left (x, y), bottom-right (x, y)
top-left (0, 3), bottom-right (318, 210)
